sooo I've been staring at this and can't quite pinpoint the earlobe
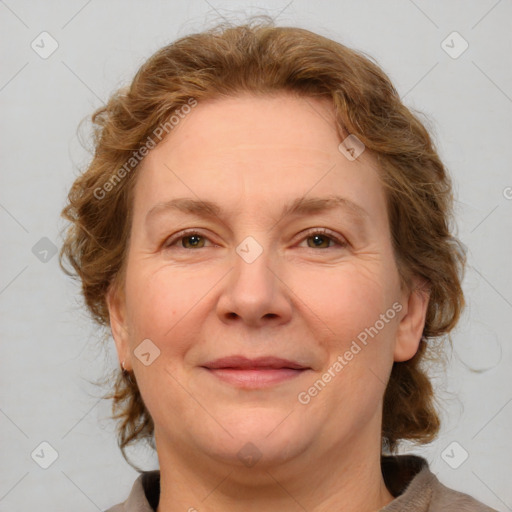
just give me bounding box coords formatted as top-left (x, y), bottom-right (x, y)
top-left (394, 277), bottom-right (430, 362)
top-left (106, 283), bottom-right (132, 371)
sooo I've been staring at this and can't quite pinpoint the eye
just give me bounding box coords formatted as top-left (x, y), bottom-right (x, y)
top-left (298, 228), bottom-right (348, 249)
top-left (163, 229), bottom-right (214, 250)
top-left (163, 228), bottom-right (348, 251)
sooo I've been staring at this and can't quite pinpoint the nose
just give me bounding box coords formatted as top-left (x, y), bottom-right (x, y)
top-left (216, 241), bottom-right (293, 328)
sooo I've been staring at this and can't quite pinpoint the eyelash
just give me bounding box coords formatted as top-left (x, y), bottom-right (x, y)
top-left (163, 227), bottom-right (348, 250)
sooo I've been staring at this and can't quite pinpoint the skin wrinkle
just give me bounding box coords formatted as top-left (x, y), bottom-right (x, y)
top-left (143, 194), bottom-right (372, 255)
top-left (107, 93), bottom-right (429, 512)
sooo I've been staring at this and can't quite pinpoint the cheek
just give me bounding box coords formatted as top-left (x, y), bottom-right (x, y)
top-left (294, 265), bottom-right (397, 413)
top-left (123, 262), bottom-right (225, 362)
top-left (289, 262), bottom-right (399, 393)
top-left (124, 265), bottom-right (188, 344)
top-left (290, 262), bottom-right (392, 341)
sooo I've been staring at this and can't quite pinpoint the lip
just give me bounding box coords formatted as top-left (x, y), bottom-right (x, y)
top-left (201, 356), bottom-right (310, 389)
top-left (202, 355), bottom-right (308, 370)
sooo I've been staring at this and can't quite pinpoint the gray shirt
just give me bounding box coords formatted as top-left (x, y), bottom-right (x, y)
top-left (104, 454), bottom-right (497, 512)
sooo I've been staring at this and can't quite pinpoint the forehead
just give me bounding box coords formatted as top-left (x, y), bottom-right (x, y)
top-left (133, 93), bottom-right (386, 223)
top-left (159, 93), bottom-right (340, 155)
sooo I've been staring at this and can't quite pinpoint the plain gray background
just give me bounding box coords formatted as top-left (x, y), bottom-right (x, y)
top-left (1, 1), bottom-right (511, 511)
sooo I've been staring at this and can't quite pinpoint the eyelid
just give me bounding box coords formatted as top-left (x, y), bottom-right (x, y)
top-left (163, 228), bottom-right (216, 248)
top-left (163, 227), bottom-right (348, 250)
top-left (297, 227), bottom-right (348, 248)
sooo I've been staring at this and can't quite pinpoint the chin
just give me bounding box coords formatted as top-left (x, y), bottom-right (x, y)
top-left (191, 411), bottom-right (313, 470)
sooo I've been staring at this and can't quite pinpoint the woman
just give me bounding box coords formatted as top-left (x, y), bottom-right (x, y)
top-left (60, 18), bottom-right (497, 512)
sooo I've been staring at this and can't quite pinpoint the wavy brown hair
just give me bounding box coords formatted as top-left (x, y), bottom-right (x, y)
top-left (60, 16), bottom-right (466, 468)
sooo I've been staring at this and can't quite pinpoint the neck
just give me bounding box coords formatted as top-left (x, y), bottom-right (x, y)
top-left (155, 428), bottom-right (394, 512)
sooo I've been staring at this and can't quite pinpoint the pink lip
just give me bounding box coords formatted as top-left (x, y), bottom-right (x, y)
top-left (202, 355), bottom-right (307, 370)
top-left (201, 356), bottom-right (310, 389)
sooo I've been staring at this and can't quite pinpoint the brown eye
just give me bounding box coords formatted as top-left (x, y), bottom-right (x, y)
top-left (299, 228), bottom-right (347, 249)
top-left (181, 234), bottom-right (205, 249)
top-left (164, 230), bottom-right (212, 250)
top-left (307, 234), bottom-right (332, 249)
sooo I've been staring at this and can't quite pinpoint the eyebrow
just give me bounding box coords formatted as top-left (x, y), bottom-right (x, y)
top-left (145, 195), bottom-right (369, 229)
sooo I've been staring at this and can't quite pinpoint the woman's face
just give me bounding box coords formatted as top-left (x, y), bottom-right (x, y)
top-left (108, 93), bottom-right (428, 472)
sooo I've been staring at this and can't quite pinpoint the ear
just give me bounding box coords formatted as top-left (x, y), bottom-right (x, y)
top-left (106, 282), bottom-right (132, 371)
top-left (394, 276), bottom-right (430, 362)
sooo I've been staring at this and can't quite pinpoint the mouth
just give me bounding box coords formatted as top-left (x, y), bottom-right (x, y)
top-left (200, 356), bottom-right (310, 389)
